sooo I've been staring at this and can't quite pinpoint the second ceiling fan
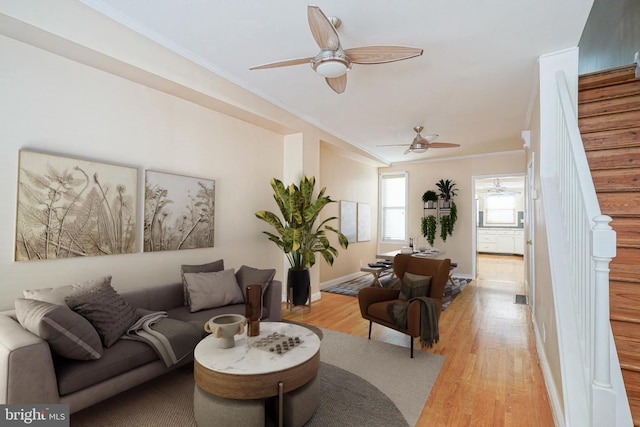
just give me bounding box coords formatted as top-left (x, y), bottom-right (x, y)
top-left (378, 126), bottom-right (461, 154)
top-left (249, 6), bottom-right (423, 94)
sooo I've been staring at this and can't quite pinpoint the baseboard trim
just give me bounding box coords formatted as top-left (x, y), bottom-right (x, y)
top-left (533, 320), bottom-right (565, 427)
top-left (319, 272), bottom-right (365, 290)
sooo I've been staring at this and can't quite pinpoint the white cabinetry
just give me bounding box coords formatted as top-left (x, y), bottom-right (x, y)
top-left (477, 228), bottom-right (524, 255)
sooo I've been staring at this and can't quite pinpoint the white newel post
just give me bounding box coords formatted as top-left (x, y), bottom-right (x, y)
top-left (591, 214), bottom-right (616, 427)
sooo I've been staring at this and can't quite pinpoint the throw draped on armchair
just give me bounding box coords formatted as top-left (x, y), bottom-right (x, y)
top-left (358, 255), bottom-right (450, 357)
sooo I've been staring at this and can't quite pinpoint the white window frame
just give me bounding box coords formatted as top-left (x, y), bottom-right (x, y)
top-left (379, 171), bottom-right (408, 243)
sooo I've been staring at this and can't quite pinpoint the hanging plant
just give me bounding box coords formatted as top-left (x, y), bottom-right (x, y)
top-left (421, 215), bottom-right (437, 246)
top-left (449, 201), bottom-right (457, 234)
top-left (440, 215), bottom-right (450, 242)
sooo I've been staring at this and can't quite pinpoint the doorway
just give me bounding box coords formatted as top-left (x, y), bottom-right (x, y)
top-left (472, 175), bottom-right (526, 288)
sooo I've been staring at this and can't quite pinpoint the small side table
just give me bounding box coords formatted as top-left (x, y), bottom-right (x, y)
top-left (360, 265), bottom-right (392, 287)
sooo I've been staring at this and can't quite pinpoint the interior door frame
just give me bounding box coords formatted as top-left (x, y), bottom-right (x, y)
top-left (471, 173), bottom-right (527, 280)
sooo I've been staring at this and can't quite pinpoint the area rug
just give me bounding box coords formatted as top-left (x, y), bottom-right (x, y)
top-left (322, 273), bottom-right (396, 295)
top-left (324, 273), bottom-right (471, 311)
top-left (71, 328), bottom-right (444, 427)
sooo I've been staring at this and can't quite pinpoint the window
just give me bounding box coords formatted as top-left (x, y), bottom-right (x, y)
top-left (485, 194), bottom-right (517, 225)
top-left (379, 172), bottom-right (407, 242)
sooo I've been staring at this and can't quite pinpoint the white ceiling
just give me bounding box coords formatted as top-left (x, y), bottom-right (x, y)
top-left (83, 0), bottom-right (593, 165)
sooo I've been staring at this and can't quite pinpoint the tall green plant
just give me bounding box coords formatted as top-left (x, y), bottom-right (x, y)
top-left (255, 176), bottom-right (349, 269)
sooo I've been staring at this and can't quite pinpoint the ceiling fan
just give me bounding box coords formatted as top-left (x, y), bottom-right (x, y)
top-left (486, 178), bottom-right (521, 195)
top-left (378, 126), bottom-right (461, 154)
top-left (249, 5), bottom-right (423, 94)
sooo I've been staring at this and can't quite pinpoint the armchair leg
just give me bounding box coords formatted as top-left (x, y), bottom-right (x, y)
top-left (410, 338), bottom-right (414, 358)
top-left (368, 321), bottom-right (372, 340)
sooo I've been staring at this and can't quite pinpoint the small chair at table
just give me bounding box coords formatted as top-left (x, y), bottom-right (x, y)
top-left (357, 254), bottom-right (450, 358)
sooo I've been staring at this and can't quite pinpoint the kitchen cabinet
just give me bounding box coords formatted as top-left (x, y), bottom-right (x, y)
top-left (477, 228), bottom-right (524, 255)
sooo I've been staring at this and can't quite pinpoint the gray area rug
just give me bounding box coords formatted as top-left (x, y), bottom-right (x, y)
top-left (71, 328), bottom-right (444, 427)
top-left (324, 273), bottom-right (471, 311)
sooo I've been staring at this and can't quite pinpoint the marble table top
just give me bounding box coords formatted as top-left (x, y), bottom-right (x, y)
top-left (194, 322), bottom-right (320, 376)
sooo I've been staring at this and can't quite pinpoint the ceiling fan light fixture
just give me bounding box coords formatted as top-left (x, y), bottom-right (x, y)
top-left (315, 60), bottom-right (348, 77)
top-left (411, 147), bottom-right (428, 153)
top-left (312, 50), bottom-right (351, 78)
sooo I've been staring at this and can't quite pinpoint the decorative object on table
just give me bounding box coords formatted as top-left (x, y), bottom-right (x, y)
top-left (15, 150), bottom-right (138, 261)
top-left (204, 314), bottom-right (246, 349)
top-left (245, 284), bottom-right (263, 337)
top-left (339, 200), bottom-right (357, 243)
top-left (252, 332), bottom-right (303, 355)
top-left (144, 170), bottom-right (215, 252)
top-left (255, 176), bottom-right (349, 307)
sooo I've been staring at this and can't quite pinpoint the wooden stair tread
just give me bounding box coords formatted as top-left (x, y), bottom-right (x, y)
top-left (579, 93), bottom-right (640, 118)
top-left (592, 168), bottom-right (640, 191)
top-left (579, 78), bottom-right (640, 104)
top-left (587, 146), bottom-right (640, 170)
top-left (597, 192), bottom-right (640, 216)
top-left (582, 127), bottom-right (640, 151)
top-left (579, 109), bottom-right (640, 133)
top-left (579, 65), bottom-right (637, 91)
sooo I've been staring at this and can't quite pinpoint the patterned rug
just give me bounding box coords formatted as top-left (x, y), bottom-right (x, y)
top-left (323, 273), bottom-right (471, 311)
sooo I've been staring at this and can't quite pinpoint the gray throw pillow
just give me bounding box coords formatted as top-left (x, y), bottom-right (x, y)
top-left (23, 276), bottom-right (111, 306)
top-left (235, 265), bottom-right (276, 301)
top-left (181, 259), bottom-right (224, 306)
top-left (399, 273), bottom-right (432, 301)
top-left (184, 269), bottom-right (244, 313)
top-left (15, 298), bottom-right (103, 360)
top-left (66, 282), bottom-right (139, 348)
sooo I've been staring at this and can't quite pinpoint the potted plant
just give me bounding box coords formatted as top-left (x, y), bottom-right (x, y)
top-left (436, 179), bottom-right (458, 208)
top-left (255, 176), bottom-right (349, 305)
top-left (421, 215), bottom-right (437, 246)
top-left (422, 190), bottom-right (438, 209)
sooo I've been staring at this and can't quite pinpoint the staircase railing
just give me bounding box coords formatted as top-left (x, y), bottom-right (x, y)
top-left (539, 54), bottom-right (630, 426)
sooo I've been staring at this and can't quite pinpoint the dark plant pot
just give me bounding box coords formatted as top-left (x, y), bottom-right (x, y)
top-left (287, 268), bottom-right (310, 306)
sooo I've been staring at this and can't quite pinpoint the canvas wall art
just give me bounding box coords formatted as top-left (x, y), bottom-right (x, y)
top-left (144, 170), bottom-right (215, 252)
top-left (357, 202), bottom-right (371, 242)
top-left (15, 150), bottom-right (138, 261)
top-left (340, 200), bottom-right (357, 243)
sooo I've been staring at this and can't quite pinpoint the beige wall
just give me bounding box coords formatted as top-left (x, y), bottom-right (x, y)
top-left (0, 0), bottom-right (387, 308)
top-left (379, 151), bottom-right (526, 277)
top-left (319, 144), bottom-right (379, 284)
top-left (0, 34), bottom-right (286, 309)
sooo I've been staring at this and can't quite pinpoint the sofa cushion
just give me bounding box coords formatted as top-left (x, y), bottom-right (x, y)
top-left (23, 276), bottom-right (111, 306)
top-left (54, 339), bottom-right (159, 396)
top-left (181, 259), bottom-right (224, 306)
top-left (14, 298), bottom-right (103, 361)
top-left (66, 282), bottom-right (139, 347)
top-left (235, 265), bottom-right (276, 300)
top-left (399, 273), bottom-right (432, 300)
top-left (183, 269), bottom-right (244, 312)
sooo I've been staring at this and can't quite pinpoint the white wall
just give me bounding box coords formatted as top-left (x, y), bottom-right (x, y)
top-left (0, 34), bottom-right (285, 309)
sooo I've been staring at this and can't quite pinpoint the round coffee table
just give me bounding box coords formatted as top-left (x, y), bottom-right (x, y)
top-left (194, 322), bottom-right (321, 427)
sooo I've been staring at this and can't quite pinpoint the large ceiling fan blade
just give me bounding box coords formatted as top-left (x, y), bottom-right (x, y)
top-left (326, 74), bottom-right (347, 94)
top-left (403, 147), bottom-right (413, 155)
top-left (249, 57), bottom-right (313, 70)
top-left (428, 142), bottom-right (461, 148)
top-left (308, 6), bottom-right (340, 50)
top-left (344, 46), bottom-right (423, 64)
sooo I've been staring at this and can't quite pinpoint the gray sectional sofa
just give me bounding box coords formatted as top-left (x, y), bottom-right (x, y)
top-left (0, 276), bottom-right (282, 414)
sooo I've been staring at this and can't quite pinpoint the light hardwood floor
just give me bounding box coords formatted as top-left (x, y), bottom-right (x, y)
top-left (282, 254), bottom-right (555, 426)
